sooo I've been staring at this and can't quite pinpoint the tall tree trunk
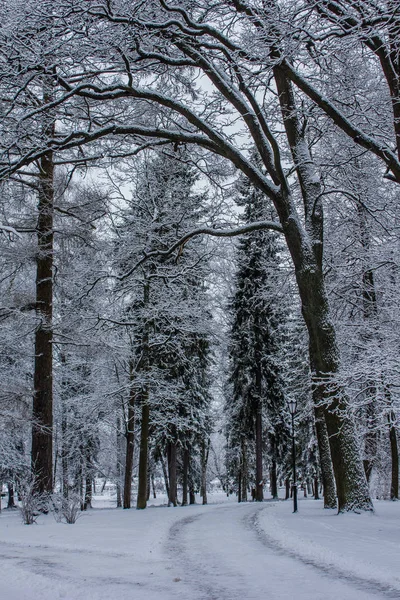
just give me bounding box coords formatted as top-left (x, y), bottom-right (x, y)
top-left (270, 461), bottom-right (278, 500)
top-left (189, 449), bottom-right (195, 504)
top-left (182, 447), bottom-right (189, 506)
top-left (7, 483), bottom-right (15, 509)
top-left (31, 145), bottom-right (54, 496)
top-left (269, 434), bottom-right (278, 499)
top-left (136, 281), bottom-right (150, 510)
top-left (147, 465), bottom-right (151, 502)
top-left (123, 363), bottom-right (136, 509)
top-left (389, 411), bottom-right (399, 500)
top-left (314, 405), bottom-right (337, 509)
top-left (116, 414), bottom-right (123, 508)
top-left (61, 402), bottom-right (69, 500)
top-left (363, 392), bottom-right (378, 484)
top-left (314, 476), bottom-right (320, 500)
top-left (285, 477), bottom-right (290, 500)
top-left (273, 63), bottom-right (372, 512)
top-left (160, 453), bottom-right (170, 500)
top-left (136, 398), bottom-right (150, 509)
top-left (151, 472), bottom-right (157, 499)
top-left (255, 407), bottom-right (263, 501)
top-left (83, 444), bottom-right (92, 510)
top-left (240, 437), bottom-right (248, 502)
top-left (200, 437), bottom-right (210, 505)
top-left (167, 441), bottom-right (177, 507)
top-left (358, 203), bottom-right (379, 483)
top-left (77, 455), bottom-right (84, 511)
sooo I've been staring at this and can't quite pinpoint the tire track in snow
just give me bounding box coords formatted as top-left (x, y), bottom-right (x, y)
top-left (248, 507), bottom-right (400, 600)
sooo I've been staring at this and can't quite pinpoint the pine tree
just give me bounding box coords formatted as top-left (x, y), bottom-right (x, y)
top-left (227, 174), bottom-right (288, 502)
top-left (114, 147), bottom-right (213, 508)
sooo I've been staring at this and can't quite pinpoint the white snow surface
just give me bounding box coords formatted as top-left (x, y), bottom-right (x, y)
top-left (0, 493), bottom-right (399, 599)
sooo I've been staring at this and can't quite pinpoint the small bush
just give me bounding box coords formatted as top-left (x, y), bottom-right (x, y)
top-left (51, 493), bottom-right (82, 524)
top-left (18, 478), bottom-right (49, 525)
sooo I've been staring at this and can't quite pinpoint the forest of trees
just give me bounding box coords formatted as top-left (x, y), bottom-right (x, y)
top-left (0, 0), bottom-right (399, 516)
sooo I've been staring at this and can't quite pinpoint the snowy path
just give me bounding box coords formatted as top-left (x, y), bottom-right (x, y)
top-left (0, 497), bottom-right (399, 599)
top-left (166, 502), bottom-right (394, 600)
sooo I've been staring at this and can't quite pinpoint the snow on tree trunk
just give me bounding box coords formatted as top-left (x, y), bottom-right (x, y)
top-left (123, 364), bottom-right (136, 509)
top-left (136, 398), bottom-right (149, 510)
top-left (314, 405), bottom-right (337, 509)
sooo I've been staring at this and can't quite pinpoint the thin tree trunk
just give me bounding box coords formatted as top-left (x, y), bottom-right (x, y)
top-left (389, 412), bottom-right (399, 500)
top-left (160, 453), bottom-right (170, 500)
top-left (83, 444), bottom-right (92, 510)
top-left (363, 393), bottom-right (378, 484)
top-left (116, 414), bottom-right (123, 508)
top-left (182, 447), bottom-right (189, 506)
top-left (123, 364), bottom-right (136, 509)
top-left (314, 476), bottom-right (319, 500)
top-left (241, 437), bottom-right (248, 502)
top-left (200, 438), bottom-right (210, 505)
top-left (285, 477), bottom-right (290, 500)
top-left (167, 441), bottom-right (177, 507)
top-left (269, 434), bottom-right (278, 499)
top-left (358, 203), bottom-right (379, 483)
top-left (255, 407), bottom-right (263, 501)
top-left (32, 144), bottom-right (54, 495)
top-left (136, 398), bottom-right (150, 509)
top-left (7, 483), bottom-right (15, 509)
top-left (61, 399), bottom-right (69, 499)
top-left (136, 278), bottom-right (151, 510)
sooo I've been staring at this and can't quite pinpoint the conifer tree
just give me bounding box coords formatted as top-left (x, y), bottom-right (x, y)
top-left (227, 174), bottom-right (288, 502)
top-left (114, 148), bottom-right (213, 508)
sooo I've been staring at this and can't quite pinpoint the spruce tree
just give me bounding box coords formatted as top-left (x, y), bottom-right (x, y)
top-left (227, 174), bottom-right (287, 502)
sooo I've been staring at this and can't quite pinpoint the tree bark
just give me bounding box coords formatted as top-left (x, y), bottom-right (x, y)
top-left (123, 364), bottom-right (136, 509)
top-left (314, 405), bottom-right (337, 509)
top-left (160, 453), bottom-right (170, 500)
top-left (389, 412), bottom-right (399, 500)
top-left (182, 447), bottom-right (189, 506)
top-left (269, 434), bottom-right (278, 499)
top-left (116, 414), bottom-right (123, 508)
top-left (7, 483), bottom-right (15, 509)
top-left (285, 477), bottom-right (290, 500)
top-left (240, 437), bottom-right (248, 502)
top-left (136, 280), bottom-right (150, 510)
top-left (83, 444), bottom-right (92, 510)
top-left (314, 476), bottom-right (320, 500)
top-left (200, 438), bottom-right (210, 505)
top-left (167, 441), bottom-right (177, 507)
top-left (136, 398), bottom-right (150, 509)
top-left (272, 62), bottom-right (372, 513)
top-left (358, 203), bottom-right (379, 483)
top-left (255, 407), bottom-right (263, 501)
top-left (31, 146), bottom-right (54, 496)
top-left (61, 398), bottom-right (69, 499)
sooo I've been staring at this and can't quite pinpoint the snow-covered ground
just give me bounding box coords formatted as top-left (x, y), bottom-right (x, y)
top-left (0, 492), bottom-right (399, 599)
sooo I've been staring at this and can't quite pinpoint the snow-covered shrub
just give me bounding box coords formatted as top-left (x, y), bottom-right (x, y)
top-left (51, 493), bottom-right (81, 524)
top-left (18, 477), bottom-right (48, 525)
